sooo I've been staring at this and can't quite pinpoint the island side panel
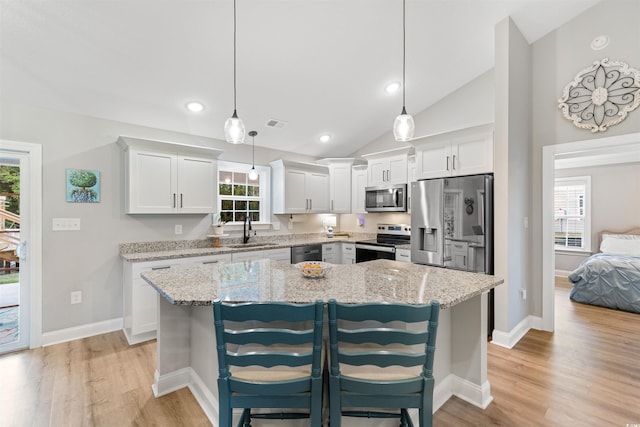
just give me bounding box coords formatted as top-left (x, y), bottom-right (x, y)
top-left (189, 305), bottom-right (220, 423)
top-left (153, 296), bottom-right (192, 397)
top-left (450, 292), bottom-right (492, 409)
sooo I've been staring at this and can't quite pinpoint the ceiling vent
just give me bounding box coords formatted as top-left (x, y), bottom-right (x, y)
top-left (265, 119), bottom-right (287, 129)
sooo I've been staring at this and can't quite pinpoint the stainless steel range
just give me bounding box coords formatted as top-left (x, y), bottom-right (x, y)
top-left (355, 224), bottom-right (411, 263)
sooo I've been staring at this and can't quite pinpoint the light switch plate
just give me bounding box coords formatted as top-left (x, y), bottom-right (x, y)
top-left (52, 218), bottom-right (81, 231)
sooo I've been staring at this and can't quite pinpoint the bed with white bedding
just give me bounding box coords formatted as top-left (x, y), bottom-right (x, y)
top-left (568, 229), bottom-right (640, 314)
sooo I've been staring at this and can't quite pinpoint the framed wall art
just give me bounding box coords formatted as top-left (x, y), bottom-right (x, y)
top-left (66, 168), bottom-right (101, 203)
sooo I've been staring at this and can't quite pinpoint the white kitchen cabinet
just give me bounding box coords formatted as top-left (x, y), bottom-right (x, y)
top-left (122, 253), bottom-right (230, 345)
top-left (413, 124), bottom-right (493, 180)
top-left (362, 147), bottom-right (411, 186)
top-left (395, 248), bottom-right (411, 263)
top-left (319, 158), bottom-right (355, 214)
top-left (351, 165), bottom-right (368, 214)
top-left (117, 136), bottom-right (223, 214)
top-left (271, 159), bottom-right (330, 214)
top-left (341, 243), bottom-right (356, 264)
top-left (322, 243), bottom-right (341, 264)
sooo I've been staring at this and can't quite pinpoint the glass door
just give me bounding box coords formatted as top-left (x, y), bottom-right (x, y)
top-left (0, 151), bottom-right (28, 353)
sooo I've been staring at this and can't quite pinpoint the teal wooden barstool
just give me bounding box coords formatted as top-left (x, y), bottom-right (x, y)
top-left (327, 299), bottom-right (440, 427)
top-left (213, 299), bottom-right (324, 427)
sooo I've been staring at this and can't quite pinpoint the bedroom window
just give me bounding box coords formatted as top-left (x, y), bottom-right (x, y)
top-left (217, 161), bottom-right (270, 224)
top-left (554, 176), bottom-right (591, 251)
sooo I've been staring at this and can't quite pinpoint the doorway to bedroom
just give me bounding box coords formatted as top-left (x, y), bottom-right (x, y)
top-left (542, 132), bottom-right (640, 331)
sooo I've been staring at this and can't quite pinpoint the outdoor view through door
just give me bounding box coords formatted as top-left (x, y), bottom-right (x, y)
top-left (0, 160), bottom-right (20, 349)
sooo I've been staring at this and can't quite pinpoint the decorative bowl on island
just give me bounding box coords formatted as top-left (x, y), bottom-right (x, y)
top-left (295, 261), bottom-right (332, 278)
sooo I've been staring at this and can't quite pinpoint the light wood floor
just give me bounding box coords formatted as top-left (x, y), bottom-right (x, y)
top-left (2, 279), bottom-right (639, 426)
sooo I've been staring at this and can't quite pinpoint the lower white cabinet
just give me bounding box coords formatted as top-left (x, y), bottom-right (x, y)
top-left (322, 243), bottom-right (341, 263)
top-left (395, 248), bottom-right (411, 263)
top-left (123, 253), bottom-right (231, 345)
top-left (341, 243), bottom-right (356, 264)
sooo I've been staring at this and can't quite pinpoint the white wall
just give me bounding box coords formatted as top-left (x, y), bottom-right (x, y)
top-left (531, 0), bottom-right (640, 315)
top-left (493, 17), bottom-right (533, 333)
top-left (349, 69), bottom-right (495, 158)
top-left (555, 161), bottom-right (640, 272)
top-left (0, 103), bottom-right (321, 333)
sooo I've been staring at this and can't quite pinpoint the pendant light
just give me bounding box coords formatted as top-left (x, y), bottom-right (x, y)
top-left (393, 0), bottom-right (415, 142)
top-left (224, 0), bottom-right (245, 144)
top-left (248, 130), bottom-right (258, 180)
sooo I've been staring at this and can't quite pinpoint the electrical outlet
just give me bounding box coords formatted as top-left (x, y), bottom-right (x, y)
top-left (70, 291), bottom-right (82, 304)
top-left (288, 221), bottom-right (293, 230)
top-left (520, 288), bottom-right (527, 300)
top-left (174, 224), bottom-right (183, 235)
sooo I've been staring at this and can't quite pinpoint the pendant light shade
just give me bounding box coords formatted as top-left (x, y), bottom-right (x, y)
top-left (393, 107), bottom-right (415, 142)
top-left (225, 110), bottom-right (245, 144)
top-left (225, 0), bottom-right (245, 144)
top-left (248, 130), bottom-right (258, 180)
top-left (393, 0), bottom-right (414, 142)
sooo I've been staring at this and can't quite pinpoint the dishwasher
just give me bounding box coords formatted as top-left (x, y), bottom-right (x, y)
top-left (291, 244), bottom-right (323, 263)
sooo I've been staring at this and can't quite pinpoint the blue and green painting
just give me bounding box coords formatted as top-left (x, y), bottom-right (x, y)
top-left (66, 169), bottom-right (100, 203)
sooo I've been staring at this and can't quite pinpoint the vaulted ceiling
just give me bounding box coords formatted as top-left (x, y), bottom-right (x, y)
top-left (0, 0), bottom-right (601, 157)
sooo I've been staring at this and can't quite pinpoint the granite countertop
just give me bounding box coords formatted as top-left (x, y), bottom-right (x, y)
top-left (120, 235), bottom-right (366, 262)
top-left (141, 258), bottom-right (503, 309)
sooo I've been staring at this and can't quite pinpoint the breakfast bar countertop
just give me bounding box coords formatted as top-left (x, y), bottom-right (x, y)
top-left (141, 258), bottom-right (503, 309)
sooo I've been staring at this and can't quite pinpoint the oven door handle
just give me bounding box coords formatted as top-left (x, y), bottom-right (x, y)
top-left (355, 244), bottom-right (396, 253)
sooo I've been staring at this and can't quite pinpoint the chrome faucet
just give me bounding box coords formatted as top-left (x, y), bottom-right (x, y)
top-left (243, 216), bottom-right (252, 244)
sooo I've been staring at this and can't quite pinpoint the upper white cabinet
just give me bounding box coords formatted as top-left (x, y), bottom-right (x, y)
top-left (362, 147), bottom-right (412, 186)
top-left (351, 165), bottom-right (368, 214)
top-left (270, 159), bottom-right (330, 214)
top-left (117, 136), bottom-right (223, 214)
top-left (318, 158), bottom-right (355, 214)
top-left (413, 124), bottom-right (493, 180)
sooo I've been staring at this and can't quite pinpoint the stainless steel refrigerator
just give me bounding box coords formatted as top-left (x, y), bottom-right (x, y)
top-left (411, 174), bottom-right (494, 335)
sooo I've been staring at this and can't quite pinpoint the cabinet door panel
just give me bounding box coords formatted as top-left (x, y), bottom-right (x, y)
top-left (387, 155), bottom-right (408, 184)
top-left (367, 159), bottom-right (387, 186)
top-left (416, 140), bottom-right (451, 179)
top-left (285, 169), bottom-right (308, 213)
top-left (178, 155), bottom-right (216, 213)
top-left (453, 133), bottom-right (493, 176)
top-left (330, 165), bottom-right (351, 213)
top-left (131, 278), bottom-right (158, 335)
top-left (130, 150), bottom-right (176, 213)
top-left (352, 168), bottom-right (367, 214)
top-left (307, 172), bottom-right (329, 212)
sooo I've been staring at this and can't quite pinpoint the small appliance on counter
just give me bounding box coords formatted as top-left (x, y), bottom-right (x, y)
top-left (326, 226), bottom-right (334, 238)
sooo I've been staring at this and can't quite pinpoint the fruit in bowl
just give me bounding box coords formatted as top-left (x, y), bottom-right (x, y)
top-left (295, 261), bottom-right (332, 278)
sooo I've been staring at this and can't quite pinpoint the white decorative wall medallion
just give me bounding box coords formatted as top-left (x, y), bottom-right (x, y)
top-left (558, 58), bottom-right (640, 132)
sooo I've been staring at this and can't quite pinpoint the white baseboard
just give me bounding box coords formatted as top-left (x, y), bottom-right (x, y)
top-left (452, 376), bottom-right (493, 409)
top-left (41, 317), bottom-right (123, 347)
top-left (152, 368), bottom-right (191, 398)
top-left (491, 315), bottom-right (543, 349)
top-left (433, 373), bottom-right (454, 412)
top-left (555, 269), bottom-right (572, 278)
top-left (188, 368), bottom-right (219, 425)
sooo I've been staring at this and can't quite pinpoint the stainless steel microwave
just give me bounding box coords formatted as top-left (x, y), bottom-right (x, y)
top-left (365, 184), bottom-right (407, 212)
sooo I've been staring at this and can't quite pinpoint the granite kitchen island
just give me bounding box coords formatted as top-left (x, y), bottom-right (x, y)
top-left (142, 258), bottom-right (503, 426)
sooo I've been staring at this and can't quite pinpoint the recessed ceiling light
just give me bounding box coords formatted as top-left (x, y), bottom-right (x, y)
top-left (319, 134), bottom-right (331, 143)
top-left (385, 82), bottom-right (401, 93)
top-left (185, 101), bottom-right (205, 113)
top-left (590, 35), bottom-right (610, 50)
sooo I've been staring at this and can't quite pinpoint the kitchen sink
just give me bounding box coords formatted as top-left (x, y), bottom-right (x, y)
top-left (225, 243), bottom-right (279, 249)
